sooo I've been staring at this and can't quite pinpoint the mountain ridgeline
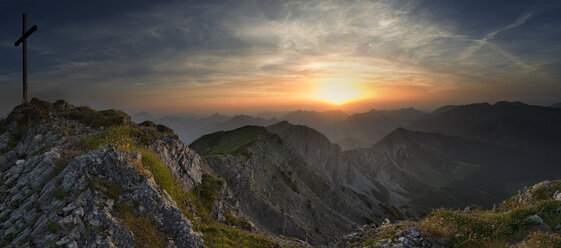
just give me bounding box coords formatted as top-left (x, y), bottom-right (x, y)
top-left (2, 99), bottom-right (561, 247)
top-left (135, 107), bottom-right (427, 150)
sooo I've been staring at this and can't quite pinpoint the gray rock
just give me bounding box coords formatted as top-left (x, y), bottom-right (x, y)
top-left (56, 237), bottom-right (70, 246)
top-left (437, 238), bottom-right (447, 246)
top-left (351, 223), bottom-right (360, 232)
top-left (410, 228), bottom-right (420, 237)
top-left (524, 215), bottom-right (544, 224)
top-left (538, 223), bottom-right (553, 232)
top-left (67, 241), bottom-right (78, 248)
top-left (73, 207), bottom-right (84, 217)
top-left (555, 191), bottom-right (561, 201)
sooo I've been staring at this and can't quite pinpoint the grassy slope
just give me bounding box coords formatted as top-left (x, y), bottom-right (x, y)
top-left (189, 126), bottom-right (274, 156)
top-left (353, 181), bottom-right (561, 247)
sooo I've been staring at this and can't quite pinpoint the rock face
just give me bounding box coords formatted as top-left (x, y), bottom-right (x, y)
top-left (191, 125), bottom-right (400, 245)
top-left (271, 121), bottom-right (560, 214)
top-left (0, 99), bottom-right (206, 247)
top-left (147, 137), bottom-right (204, 191)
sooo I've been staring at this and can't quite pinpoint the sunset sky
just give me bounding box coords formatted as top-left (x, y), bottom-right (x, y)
top-left (1, 0), bottom-right (561, 115)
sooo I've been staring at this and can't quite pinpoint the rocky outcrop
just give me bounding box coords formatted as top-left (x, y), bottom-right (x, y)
top-left (337, 223), bottom-right (431, 248)
top-left (0, 99), bottom-right (207, 247)
top-left (148, 137), bottom-right (205, 191)
top-left (1, 144), bottom-right (204, 247)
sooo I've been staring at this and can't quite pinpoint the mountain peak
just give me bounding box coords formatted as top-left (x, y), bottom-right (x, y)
top-left (266, 120), bottom-right (293, 132)
top-left (431, 105), bottom-right (457, 115)
top-left (375, 127), bottom-right (414, 146)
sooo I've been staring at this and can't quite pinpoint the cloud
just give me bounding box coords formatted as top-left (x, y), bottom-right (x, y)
top-left (1, 0), bottom-right (560, 115)
top-left (457, 11), bottom-right (533, 62)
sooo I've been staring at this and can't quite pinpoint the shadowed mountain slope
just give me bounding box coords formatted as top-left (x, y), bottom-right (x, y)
top-left (190, 124), bottom-right (395, 245)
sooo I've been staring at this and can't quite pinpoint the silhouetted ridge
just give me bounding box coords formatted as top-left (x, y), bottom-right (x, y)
top-left (431, 105), bottom-right (457, 115)
top-left (409, 101), bottom-right (561, 154)
top-left (493, 101), bottom-right (527, 107)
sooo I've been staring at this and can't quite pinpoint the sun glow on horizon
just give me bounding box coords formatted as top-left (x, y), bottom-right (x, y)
top-left (315, 79), bottom-right (366, 105)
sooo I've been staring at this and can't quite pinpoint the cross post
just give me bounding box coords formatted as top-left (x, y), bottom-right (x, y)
top-left (14, 13), bottom-right (38, 126)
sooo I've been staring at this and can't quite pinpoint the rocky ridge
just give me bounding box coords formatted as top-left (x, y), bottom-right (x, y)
top-left (0, 99), bottom-right (290, 248)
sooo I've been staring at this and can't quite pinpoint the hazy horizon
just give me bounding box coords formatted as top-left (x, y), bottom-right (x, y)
top-left (2, 97), bottom-right (561, 119)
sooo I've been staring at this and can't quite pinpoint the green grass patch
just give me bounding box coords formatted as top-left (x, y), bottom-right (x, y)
top-left (190, 126), bottom-right (273, 156)
top-left (81, 126), bottom-right (134, 151)
top-left (87, 176), bottom-right (122, 200)
top-left (54, 158), bottom-right (71, 171)
top-left (418, 199), bottom-right (561, 247)
top-left (80, 125), bottom-right (164, 152)
top-left (64, 106), bottom-right (129, 129)
top-left (47, 222), bottom-right (61, 234)
top-left (138, 149), bottom-right (193, 213)
top-left (3, 132), bottom-right (23, 154)
top-left (533, 181), bottom-right (561, 201)
top-left (499, 180), bottom-right (561, 211)
top-left (201, 224), bottom-right (279, 248)
top-left (224, 211), bottom-right (253, 231)
top-left (0, 117), bottom-right (8, 134)
top-left (54, 188), bottom-right (67, 200)
top-left (191, 174), bottom-right (224, 221)
top-left (115, 202), bottom-right (168, 248)
top-left (519, 232), bottom-right (561, 248)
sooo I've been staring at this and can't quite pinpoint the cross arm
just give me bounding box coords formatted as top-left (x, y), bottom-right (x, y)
top-left (14, 25), bottom-right (38, 47)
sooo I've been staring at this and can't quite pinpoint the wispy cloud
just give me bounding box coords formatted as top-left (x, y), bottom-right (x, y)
top-left (457, 11), bottom-right (533, 63)
top-left (1, 0), bottom-right (560, 114)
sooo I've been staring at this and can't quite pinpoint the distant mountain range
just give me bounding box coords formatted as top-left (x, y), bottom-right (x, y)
top-left (189, 101), bottom-right (561, 242)
top-left (134, 107), bottom-right (428, 150)
top-left (408, 101), bottom-right (561, 169)
top-left (139, 101), bottom-right (561, 152)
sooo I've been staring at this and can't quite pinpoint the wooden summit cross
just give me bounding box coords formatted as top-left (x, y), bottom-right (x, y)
top-left (14, 13), bottom-right (37, 124)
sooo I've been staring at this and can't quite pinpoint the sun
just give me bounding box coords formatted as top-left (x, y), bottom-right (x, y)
top-left (315, 79), bottom-right (363, 105)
